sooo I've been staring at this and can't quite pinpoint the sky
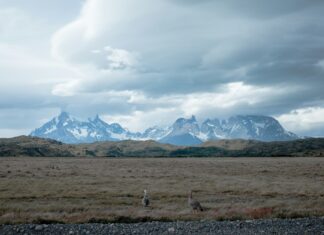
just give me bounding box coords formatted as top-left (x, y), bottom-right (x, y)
top-left (0, 0), bottom-right (324, 137)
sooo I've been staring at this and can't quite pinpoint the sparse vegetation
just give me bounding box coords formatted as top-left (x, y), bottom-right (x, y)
top-left (1, 136), bottom-right (324, 158)
top-left (0, 157), bottom-right (323, 224)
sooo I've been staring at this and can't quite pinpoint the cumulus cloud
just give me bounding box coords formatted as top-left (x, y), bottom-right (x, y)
top-left (103, 108), bottom-right (181, 132)
top-left (94, 82), bottom-right (303, 131)
top-left (277, 107), bottom-right (324, 136)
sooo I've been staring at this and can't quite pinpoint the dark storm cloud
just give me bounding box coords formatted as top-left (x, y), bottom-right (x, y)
top-left (57, 0), bottom-right (324, 97)
top-left (172, 0), bottom-right (322, 18)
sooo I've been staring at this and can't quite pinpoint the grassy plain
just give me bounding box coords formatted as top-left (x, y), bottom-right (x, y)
top-left (0, 157), bottom-right (323, 223)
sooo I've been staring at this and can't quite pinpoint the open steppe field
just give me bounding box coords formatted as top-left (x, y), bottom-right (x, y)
top-left (0, 157), bottom-right (323, 224)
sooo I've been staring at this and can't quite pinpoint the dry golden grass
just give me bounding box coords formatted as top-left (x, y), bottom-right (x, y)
top-left (0, 157), bottom-right (323, 224)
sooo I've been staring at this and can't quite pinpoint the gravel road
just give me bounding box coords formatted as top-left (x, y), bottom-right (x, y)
top-left (1, 217), bottom-right (323, 235)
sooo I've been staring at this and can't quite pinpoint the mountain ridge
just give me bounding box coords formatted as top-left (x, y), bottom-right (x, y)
top-left (30, 112), bottom-right (299, 145)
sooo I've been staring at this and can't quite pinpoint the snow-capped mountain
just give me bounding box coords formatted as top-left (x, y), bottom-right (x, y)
top-left (140, 126), bottom-right (171, 140)
top-left (30, 112), bottom-right (130, 143)
top-left (30, 112), bottom-right (299, 145)
top-left (200, 118), bottom-right (227, 140)
top-left (160, 116), bottom-right (203, 146)
top-left (200, 115), bottom-right (298, 142)
top-left (226, 115), bottom-right (297, 141)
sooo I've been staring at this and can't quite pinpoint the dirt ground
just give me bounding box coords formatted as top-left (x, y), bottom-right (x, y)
top-left (0, 157), bottom-right (323, 223)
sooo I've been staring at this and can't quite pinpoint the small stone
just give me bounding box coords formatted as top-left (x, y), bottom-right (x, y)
top-left (35, 225), bottom-right (43, 231)
top-left (43, 224), bottom-right (48, 228)
top-left (168, 227), bottom-right (175, 233)
top-left (69, 230), bottom-right (74, 235)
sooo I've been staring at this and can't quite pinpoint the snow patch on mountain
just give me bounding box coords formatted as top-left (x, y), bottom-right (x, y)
top-left (30, 112), bottom-right (299, 145)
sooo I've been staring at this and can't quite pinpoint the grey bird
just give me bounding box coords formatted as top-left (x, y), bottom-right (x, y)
top-left (188, 190), bottom-right (203, 211)
top-left (142, 189), bottom-right (150, 207)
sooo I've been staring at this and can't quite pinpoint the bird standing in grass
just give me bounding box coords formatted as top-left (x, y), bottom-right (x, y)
top-left (188, 190), bottom-right (203, 212)
top-left (142, 189), bottom-right (150, 207)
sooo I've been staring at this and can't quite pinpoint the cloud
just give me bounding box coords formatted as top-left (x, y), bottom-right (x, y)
top-left (171, 0), bottom-right (322, 19)
top-left (277, 107), bottom-right (324, 136)
top-left (0, 43), bottom-right (79, 107)
top-left (104, 46), bottom-right (138, 70)
top-left (103, 108), bottom-right (181, 132)
top-left (2, 0), bottom-right (324, 136)
top-left (0, 7), bottom-right (34, 41)
top-left (0, 7), bottom-right (83, 136)
top-left (50, 0), bottom-right (324, 95)
top-left (91, 82), bottom-right (302, 131)
top-left (316, 60), bottom-right (324, 69)
top-left (0, 107), bottom-right (60, 137)
top-left (51, 80), bottom-right (80, 97)
top-left (45, 0), bottom-right (324, 134)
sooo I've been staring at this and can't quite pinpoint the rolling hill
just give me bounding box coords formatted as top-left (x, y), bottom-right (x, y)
top-left (0, 136), bottom-right (323, 157)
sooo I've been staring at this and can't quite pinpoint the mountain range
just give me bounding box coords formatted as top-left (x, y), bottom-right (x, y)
top-left (30, 112), bottom-right (298, 145)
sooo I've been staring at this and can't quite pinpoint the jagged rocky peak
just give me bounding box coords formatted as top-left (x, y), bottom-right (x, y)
top-left (88, 114), bottom-right (126, 134)
top-left (201, 118), bottom-right (225, 140)
top-left (30, 112), bottom-right (299, 145)
top-left (201, 118), bottom-right (221, 129)
top-left (55, 111), bottom-right (73, 123)
top-left (89, 114), bottom-right (108, 127)
top-left (108, 123), bottom-right (126, 134)
top-left (171, 115), bottom-right (200, 135)
top-left (141, 126), bottom-right (170, 140)
top-left (211, 115), bottom-right (298, 141)
top-left (174, 115), bottom-right (197, 125)
top-left (159, 115), bottom-right (203, 146)
top-left (90, 114), bottom-right (101, 122)
top-left (30, 112), bottom-right (125, 143)
top-left (58, 111), bottom-right (70, 119)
